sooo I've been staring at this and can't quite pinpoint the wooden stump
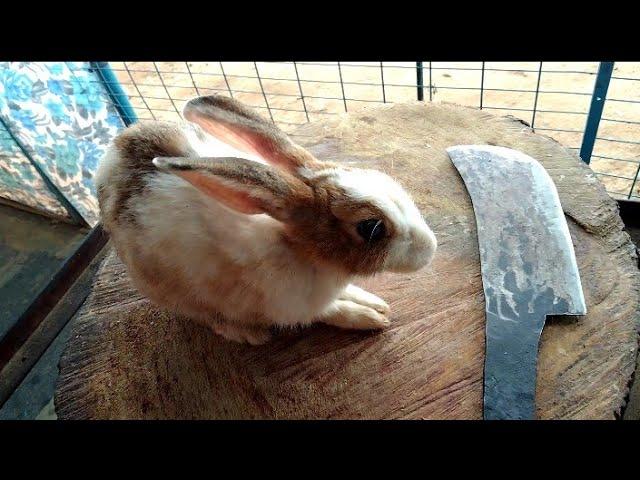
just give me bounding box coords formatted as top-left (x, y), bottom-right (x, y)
top-left (54, 103), bottom-right (640, 419)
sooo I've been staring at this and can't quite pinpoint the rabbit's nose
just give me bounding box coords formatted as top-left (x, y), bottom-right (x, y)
top-left (410, 226), bottom-right (437, 267)
top-left (412, 224), bottom-right (437, 250)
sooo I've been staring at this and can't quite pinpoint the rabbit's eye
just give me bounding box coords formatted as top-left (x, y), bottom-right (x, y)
top-left (357, 219), bottom-right (386, 243)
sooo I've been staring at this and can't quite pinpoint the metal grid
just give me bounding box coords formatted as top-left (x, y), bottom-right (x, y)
top-left (73, 62), bottom-right (640, 201)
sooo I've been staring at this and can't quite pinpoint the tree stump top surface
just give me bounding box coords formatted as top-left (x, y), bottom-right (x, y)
top-left (55, 102), bottom-right (640, 419)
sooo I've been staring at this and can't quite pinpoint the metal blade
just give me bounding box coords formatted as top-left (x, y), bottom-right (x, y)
top-left (447, 145), bottom-right (587, 420)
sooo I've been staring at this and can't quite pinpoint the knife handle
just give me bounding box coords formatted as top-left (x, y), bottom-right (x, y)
top-left (483, 310), bottom-right (546, 420)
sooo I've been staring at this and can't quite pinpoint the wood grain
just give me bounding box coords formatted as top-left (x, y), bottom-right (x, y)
top-left (55, 103), bottom-right (640, 419)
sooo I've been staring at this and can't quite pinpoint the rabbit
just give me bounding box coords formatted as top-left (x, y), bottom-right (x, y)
top-left (95, 95), bottom-right (437, 345)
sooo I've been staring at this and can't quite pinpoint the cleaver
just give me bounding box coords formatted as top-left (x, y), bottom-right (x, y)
top-left (446, 145), bottom-right (587, 420)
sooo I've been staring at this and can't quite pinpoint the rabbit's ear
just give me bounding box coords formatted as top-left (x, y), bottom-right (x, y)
top-left (183, 95), bottom-right (319, 173)
top-left (153, 156), bottom-right (311, 221)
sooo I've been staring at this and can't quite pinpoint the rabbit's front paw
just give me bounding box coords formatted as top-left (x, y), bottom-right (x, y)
top-left (339, 284), bottom-right (390, 315)
top-left (319, 299), bottom-right (390, 331)
top-left (213, 322), bottom-right (272, 345)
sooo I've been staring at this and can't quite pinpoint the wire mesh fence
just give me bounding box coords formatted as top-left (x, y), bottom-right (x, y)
top-left (72, 61), bottom-right (640, 201)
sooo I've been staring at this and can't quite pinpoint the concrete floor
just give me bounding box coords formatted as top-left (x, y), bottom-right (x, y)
top-left (0, 315), bottom-right (75, 419)
top-left (0, 203), bottom-right (87, 419)
top-left (0, 204), bottom-right (86, 343)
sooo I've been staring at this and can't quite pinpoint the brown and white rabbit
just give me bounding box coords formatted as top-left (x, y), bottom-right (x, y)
top-left (95, 95), bottom-right (437, 345)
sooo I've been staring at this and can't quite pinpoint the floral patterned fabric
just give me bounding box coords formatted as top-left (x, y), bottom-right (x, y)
top-left (0, 62), bottom-right (126, 225)
top-left (0, 122), bottom-right (69, 218)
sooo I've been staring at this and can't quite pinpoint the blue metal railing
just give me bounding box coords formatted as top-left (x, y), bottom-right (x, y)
top-left (90, 61), bottom-right (138, 126)
top-left (416, 62), bottom-right (424, 101)
top-left (579, 62), bottom-right (614, 165)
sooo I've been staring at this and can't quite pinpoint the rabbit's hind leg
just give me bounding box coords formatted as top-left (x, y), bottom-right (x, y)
top-left (212, 321), bottom-right (272, 345)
